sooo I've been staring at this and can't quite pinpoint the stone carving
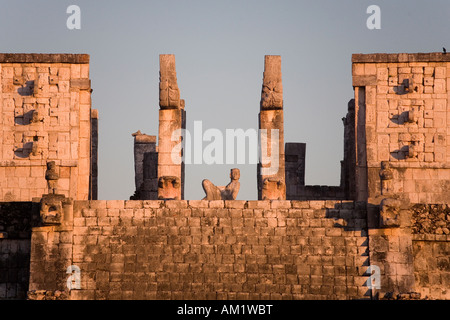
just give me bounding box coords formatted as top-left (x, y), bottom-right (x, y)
top-left (33, 74), bottom-right (46, 97)
top-left (39, 194), bottom-right (65, 225)
top-left (159, 54), bottom-right (180, 109)
top-left (406, 144), bottom-right (418, 159)
top-left (45, 161), bottom-right (59, 194)
top-left (31, 141), bottom-right (40, 156)
top-left (39, 194), bottom-right (73, 226)
top-left (258, 55), bottom-right (286, 200)
top-left (379, 161), bottom-right (393, 195)
top-left (13, 75), bottom-right (24, 86)
top-left (30, 110), bottom-right (42, 124)
top-left (407, 109), bottom-right (418, 123)
top-left (261, 80), bottom-right (283, 109)
top-left (261, 178), bottom-right (286, 200)
top-left (202, 168), bottom-right (240, 200)
top-left (260, 56), bottom-right (283, 110)
top-left (379, 198), bottom-right (402, 228)
top-left (158, 176), bottom-right (181, 200)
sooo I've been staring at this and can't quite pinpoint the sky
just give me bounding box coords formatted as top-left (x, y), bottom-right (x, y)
top-left (1, 0), bottom-right (449, 200)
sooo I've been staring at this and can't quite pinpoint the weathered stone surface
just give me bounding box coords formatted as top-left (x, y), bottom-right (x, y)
top-left (352, 75), bottom-right (377, 86)
top-left (379, 198), bottom-right (402, 228)
top-left (157, 56), bottom-right (186, 200)
top-left (45, 161), bottom-right (59, 194)
top-left (157, 176), bottom-right (181, 200)
top-left (351, 54), bottom-right (450, 205)
top-left (26, 200), bottom-right (372, 300)
top-left (260, 178), bottom-right (285, 200)
top-left (411, 204), bottom-right (450, 234)
top-left (159, 54), bottom-right (180, 109)
top-left (260, 55), bottom-right (283, 110)
top-left (352, 52), bottom-right (450, 63)
top-left (0, 53), bottom-right (89, 63)
top-left (0, 54), bottom-right (95, 201)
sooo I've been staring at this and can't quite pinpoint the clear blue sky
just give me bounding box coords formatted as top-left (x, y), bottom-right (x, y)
top-left (1, 0), bottom-right (449, 200)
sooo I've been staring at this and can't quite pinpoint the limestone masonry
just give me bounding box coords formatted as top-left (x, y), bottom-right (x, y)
top-left (0, 53), bottom-right (449, 300)
top-left (0, 53), bottom-right (98, 202)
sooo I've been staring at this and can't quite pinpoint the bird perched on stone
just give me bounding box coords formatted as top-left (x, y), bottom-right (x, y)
top-left (443, 47), bottom-right (447, 54)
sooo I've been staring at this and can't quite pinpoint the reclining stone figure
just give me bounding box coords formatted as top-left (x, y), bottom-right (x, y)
top-left (202, 168), bottom-right (240, 200)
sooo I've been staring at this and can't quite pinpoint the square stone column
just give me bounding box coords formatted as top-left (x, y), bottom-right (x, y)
top-left (285, 142), bottom-right (306, 200)
top-left (157, 54), bottom-right (185, 200)
top-left (131, 131), bottom-right (157, 200)
top-left (257, 55), bottom-right (286, 200)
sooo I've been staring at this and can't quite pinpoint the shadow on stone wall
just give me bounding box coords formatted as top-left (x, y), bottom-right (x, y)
top-left (0, 202), bottom-right (37, 299)
top-left (325, 201), bottom-right (373, 299)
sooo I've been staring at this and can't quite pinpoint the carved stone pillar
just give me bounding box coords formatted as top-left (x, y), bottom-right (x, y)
top-left (257, 55), bottom-right (286, 200)
top-left (379, 161), bottom-right (394, 196)
top-left (157, 54), bottom-right (185, 200)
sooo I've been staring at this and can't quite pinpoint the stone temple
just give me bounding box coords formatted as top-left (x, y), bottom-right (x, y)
top-left (0, 52), bottom-right (449, 300)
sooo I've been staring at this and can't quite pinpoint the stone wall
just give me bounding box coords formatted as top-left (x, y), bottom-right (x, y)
top-left (413, 235), bottom-right (450, 299)
top-left (28, 200), bottom-right (371, 300)
top-left (410, 203), bottom-right (450, 299)
top-left (0, 54), bottom-right (96, 201)
top-left (0, 200), bottom-right (448, 301)
top-left (351, 53), bottom-right (450, 204)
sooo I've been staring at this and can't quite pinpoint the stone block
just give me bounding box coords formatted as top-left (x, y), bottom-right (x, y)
top-left (165, 200), bottom-right (188, 209)
top-left (106, 200), bottom-right (124, 209)
top-left (224, 200), bottom-right (246, 209)
top-left (246, 200), bottom-right (270, 209)
top-left (89, 200), bottom-right (106, 209)
top-left (270, 200), bottom-right (291, 209)
top-left (291, 201), bottom-right (309, 209)
top-left (124, 200), bottom-right (143, 209)
top-left (352, 63), bottom-right (365, 75)
top-left (325, 227), bottom-right (342, 237)
top-left (308, 201), bottom-right (325, 209)
top-left (207, 200), bottom-right (224, 208)
top-left (143, 200), bottom-right (163, 208)
top-left (364, 64), bottom-right (377, 75)
top-left (188, 200), bottom-right (209, 208)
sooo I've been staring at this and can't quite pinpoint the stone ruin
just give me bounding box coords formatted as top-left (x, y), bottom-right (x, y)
top-left (0, 52), bottom-right (449, 300)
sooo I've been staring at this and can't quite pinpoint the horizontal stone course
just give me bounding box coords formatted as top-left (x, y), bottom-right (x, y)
top-left (0, 53), bottom-right (89, 63)
top-left (108, 200), bottom-right (354, 210)
top-left (352, 52), bottom-right (450, 63)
